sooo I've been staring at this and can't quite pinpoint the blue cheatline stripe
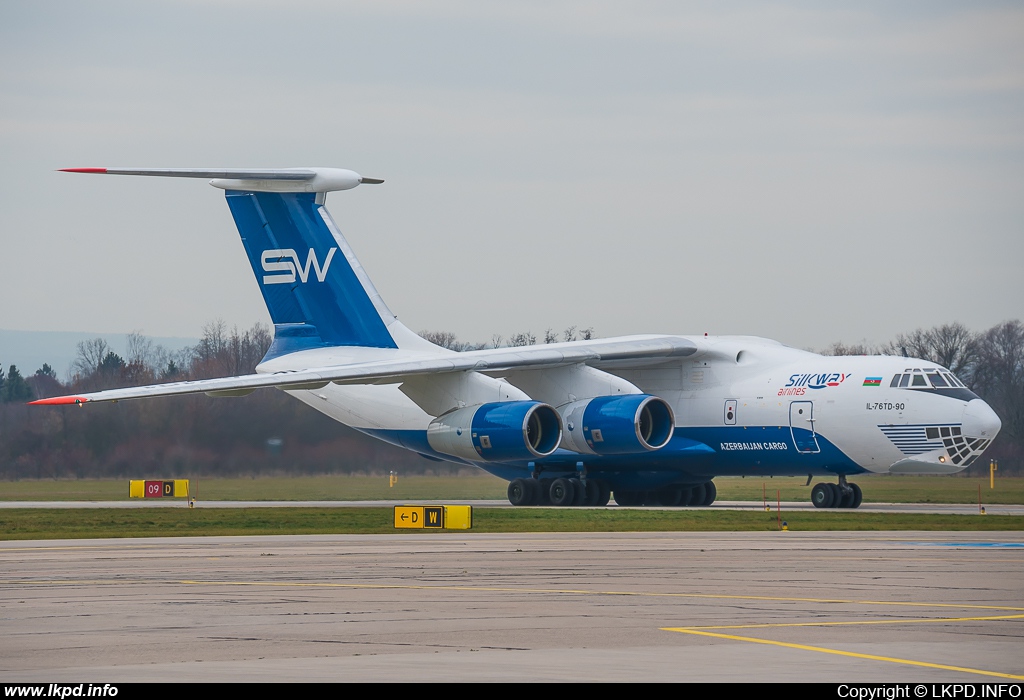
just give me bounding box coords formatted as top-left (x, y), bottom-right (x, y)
top-left (361, 425), bottom-right (865, 486)
top-left (224, 190), bottom-right (397, 355)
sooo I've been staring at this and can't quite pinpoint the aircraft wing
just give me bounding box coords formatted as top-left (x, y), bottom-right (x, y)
top-left (30, 335), bottom-right (697, 406)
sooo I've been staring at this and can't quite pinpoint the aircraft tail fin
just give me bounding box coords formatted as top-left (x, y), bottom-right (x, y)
top-left (61, 167), bottom-right (434, 358)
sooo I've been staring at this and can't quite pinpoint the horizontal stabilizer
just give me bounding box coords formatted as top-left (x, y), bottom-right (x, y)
top-left (59, 167), bottom-right (383, 193)
top-left (60, 167), bottom-right (316, 180)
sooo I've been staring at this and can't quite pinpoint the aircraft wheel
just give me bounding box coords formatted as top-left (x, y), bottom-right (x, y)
top-left (838, 487), bottom-right (854, 509)
top-left (524, 478), bottom-right (541, 506)
top-left (811, 483), bottom-right (833, 509)
top-left (584, 479), bottom-right (601, 506)
top-left (537, 479), bottom-right (553, 506)
top-left (507, 479), bottom-right (531, 506)
top-left (658, 487), bottom-right (683, 507)
top-left (595, 481), bottom-right (611, 507)
top-left (550, 478), bottom-right (576, 507)
top-left (690, 483), bottom-right (707, 507)
top-left (678, 486), bottom-right (693, 506)
top-left (569, 478), bottom-right (587, 506)
top-left (702, 480), bottom-right (717, 506)
top-left (850, 483), bottom-right (863, 509)
top-left (827, 483), bottom-right (842, 508)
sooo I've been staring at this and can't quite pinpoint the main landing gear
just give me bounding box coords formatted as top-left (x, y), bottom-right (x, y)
top-left (613, 481), bottom-right (717, 507)
top-left (507, 477), bottom-right (611, 507)
top-left (809, 476), bottom-right (862, 509)
top-left (506, 478), bottom-right (718, 507)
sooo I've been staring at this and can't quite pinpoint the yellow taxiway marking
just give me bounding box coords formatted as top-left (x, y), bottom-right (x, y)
top-left (686, 613), bottom-right (1024, 629)
top-left (5, 578), bottom-right (1024, 613)
top-left (662, 627), bottom-right (1024, 680)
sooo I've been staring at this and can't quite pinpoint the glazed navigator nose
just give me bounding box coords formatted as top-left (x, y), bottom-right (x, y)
top-left (962, 399), bottom-right (1001, 440)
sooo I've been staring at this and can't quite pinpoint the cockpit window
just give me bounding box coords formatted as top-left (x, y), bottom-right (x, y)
top-left (890, 368), bottom-right (977, 400)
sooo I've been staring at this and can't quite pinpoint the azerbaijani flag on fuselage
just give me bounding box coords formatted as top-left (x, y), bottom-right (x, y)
top-left (863, 377), bottom-right (882, 387)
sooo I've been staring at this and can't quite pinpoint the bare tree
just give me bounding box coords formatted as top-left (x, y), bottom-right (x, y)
top-left (125, 332), bottom-right (154, 367)
top-left (417, 330), bottom-right (485, 352)
top-left (194, 319), bottom-right (229, 365)
top-left (71, 338), bottom-right (110, 378)
top-left (927, 322), bottom-right (979, 376)
top-left (880, 322), bottom-right (978, 376)
top-left (190, 320), bottom-right (272, 377)
top-left (821, 341), bottom-right (877, 356)
top-left (419, 330), bottom-right (459, 349)
top-left (508, 331), bottom-right (536, 347)
top-left (973, 320), bottom-right (1024, 441)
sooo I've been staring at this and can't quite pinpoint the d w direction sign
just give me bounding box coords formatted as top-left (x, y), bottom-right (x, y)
top-left (393, 506), bottom-right (472, 530)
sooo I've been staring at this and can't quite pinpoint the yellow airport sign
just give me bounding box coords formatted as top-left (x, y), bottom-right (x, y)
top-left (394, 505), bottom-right (472, 530)
top-left (129, 479), bottom-right (190, 498)
top-left (394, 506), bottom-right (426, 528)
top-left (444, 505), bottom-right (472, 530)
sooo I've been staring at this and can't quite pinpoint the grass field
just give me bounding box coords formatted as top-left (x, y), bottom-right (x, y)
top-left (1, 474), bottom-right (1021, 504)
top-left (1, 506), bottom-right (1022, 540)
top-left (3, 475), bottom-right (1021, 540)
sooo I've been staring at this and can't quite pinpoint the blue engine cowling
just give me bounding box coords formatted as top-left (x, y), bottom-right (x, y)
top-left (560, 394), bottom-right (674, 455)
top-left (427, 401), bottom-right (562, 462)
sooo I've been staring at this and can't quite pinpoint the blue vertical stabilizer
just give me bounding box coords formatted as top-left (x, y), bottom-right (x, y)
top-left (225, 190), bottom-right (399, 358)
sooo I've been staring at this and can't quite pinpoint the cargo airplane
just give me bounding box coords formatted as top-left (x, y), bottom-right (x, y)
top-left (32, 167), bottom-right (1002, 508)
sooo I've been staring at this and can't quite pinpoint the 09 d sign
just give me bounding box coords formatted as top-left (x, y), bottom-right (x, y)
top-left (145, 480), bottom-right (175, 498)
top-left (129, 479), bottom-right (189, 499)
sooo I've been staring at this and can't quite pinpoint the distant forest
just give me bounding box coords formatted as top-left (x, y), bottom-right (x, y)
top-left (1, 319), bottom-right (1021, 479)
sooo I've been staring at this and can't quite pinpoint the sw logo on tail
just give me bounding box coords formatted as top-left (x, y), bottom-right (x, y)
top-left (261, 248), bottom-right (337, 285)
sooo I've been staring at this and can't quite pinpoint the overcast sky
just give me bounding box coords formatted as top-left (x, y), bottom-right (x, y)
top-left (1, 1), bottom-right (1021, 352)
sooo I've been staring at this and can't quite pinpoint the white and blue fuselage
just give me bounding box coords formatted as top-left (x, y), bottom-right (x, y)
top-left (37, 167), bottom-right (1001, 507)
top-left (264, 335), bottom-right (1000, 489)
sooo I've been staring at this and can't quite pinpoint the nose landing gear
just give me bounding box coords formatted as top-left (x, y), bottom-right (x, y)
top-left (810, 476), bottom-right (862, 509)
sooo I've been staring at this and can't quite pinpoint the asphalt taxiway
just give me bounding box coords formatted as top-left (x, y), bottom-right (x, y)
top-left (2, 531), bottom-right (1022, 682)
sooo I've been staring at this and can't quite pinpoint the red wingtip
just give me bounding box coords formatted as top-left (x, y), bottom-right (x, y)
top-left (58, 168), bottom-right (108, 174)
top-left (28, 396), bottom-right (90, 406)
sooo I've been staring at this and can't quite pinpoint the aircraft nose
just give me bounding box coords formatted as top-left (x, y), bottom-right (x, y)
top-left (962, 399), bottom-right (1001, 440)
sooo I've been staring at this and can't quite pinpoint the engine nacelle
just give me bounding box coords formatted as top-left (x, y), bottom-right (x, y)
top-left (560, 394), bottom-right (674, 455)
top-left (427, 401), bottom-right (562, 462)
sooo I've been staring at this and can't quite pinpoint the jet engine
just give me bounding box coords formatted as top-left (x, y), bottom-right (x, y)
top-left (427, 401), bottom-right (562, 462)
top-left (559, 394), bottom-right (674, 455)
